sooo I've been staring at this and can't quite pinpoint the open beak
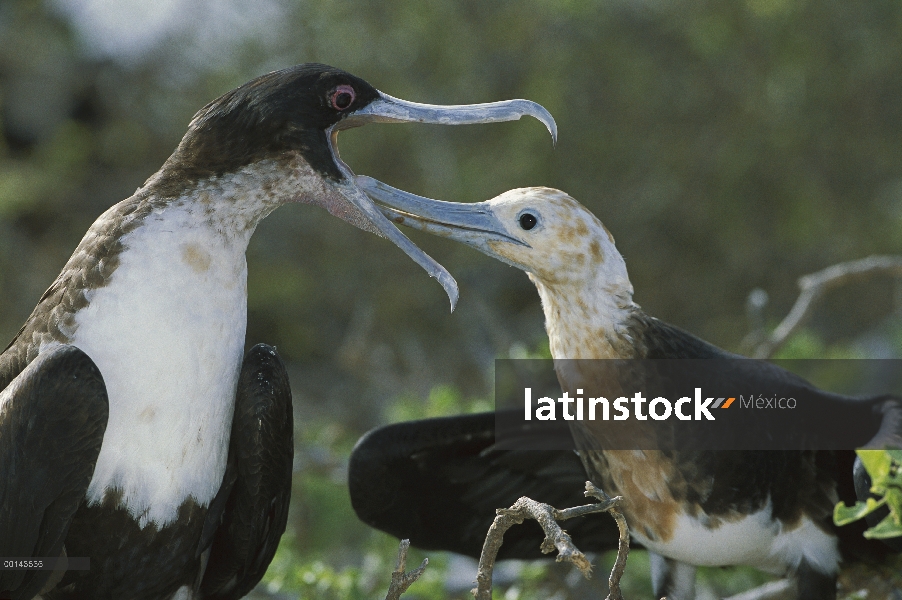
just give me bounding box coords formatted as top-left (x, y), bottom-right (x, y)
top-left (326, 92), bottom-right (555, 311)
top-left (337, 92), bottom-right (557, 141)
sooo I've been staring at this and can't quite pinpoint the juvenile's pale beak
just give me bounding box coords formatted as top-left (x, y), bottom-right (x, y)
top-left (356, 175), bottom-right (528, 255)
top-left (327, 93), bottom-right (555, 311)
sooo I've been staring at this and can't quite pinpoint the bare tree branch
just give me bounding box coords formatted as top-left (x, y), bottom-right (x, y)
top-left (472, 481), bottom-right (628, 600)
top-left (584, 482), bottom-right (631, 600)
top-left (746, 255), bottom-right (902, 358)
top-left (384, 539), bottom-right (428, 600)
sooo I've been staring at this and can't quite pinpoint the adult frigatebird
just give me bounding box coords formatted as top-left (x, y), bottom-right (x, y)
top-left (351, 181), bottom-right (902, 600)
top-left (0, 64), bottom-right (556, 600)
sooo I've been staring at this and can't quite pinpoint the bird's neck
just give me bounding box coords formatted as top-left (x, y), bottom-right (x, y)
top-left (140, 155), bottom-right (319, 239)
top-left (530, 263), bottom-right (638, 360)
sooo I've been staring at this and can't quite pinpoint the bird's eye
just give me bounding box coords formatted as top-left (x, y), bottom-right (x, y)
top-left (330, 85), bottom-right (356, 111)
top-left (519, 213), bottom-right (538, 230)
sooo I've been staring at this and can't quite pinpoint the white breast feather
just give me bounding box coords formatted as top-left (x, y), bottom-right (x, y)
top-left (632, 500), bottom-right (839, 575)
top-left (73, 206), bottom-right (250, 528)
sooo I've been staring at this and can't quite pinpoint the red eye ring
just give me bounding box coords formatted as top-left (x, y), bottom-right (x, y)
top-left (330, 85), bottom-right (356, 111)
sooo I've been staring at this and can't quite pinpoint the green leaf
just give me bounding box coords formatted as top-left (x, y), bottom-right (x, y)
top-left (834, 498), bottom-right (883, 526)
top-left (838, 450), bottom-right (902, 536)
top-left (862, 512), bottom-right (902, 540)
top-left (886, 451), bottom-right (902, 487)
top-left (884, 488), bottom-right (902, 525)
top-left (857, 449), bottom-right (892, 484)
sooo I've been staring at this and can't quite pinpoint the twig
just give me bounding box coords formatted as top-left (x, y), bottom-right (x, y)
top-left (472, 481), bottom-right (627, 600)
top-left (384, 539), bottom-right (428, 600)
top-left (747, 255), bottom-right (902, 358)
top-left (585, 482), bottom-right (630, 600)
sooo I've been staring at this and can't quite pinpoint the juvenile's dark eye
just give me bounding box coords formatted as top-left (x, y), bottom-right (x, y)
top-left (519, 213), bottom-right (538, 230)
top-left (330, 85), bottom-right (356, 110)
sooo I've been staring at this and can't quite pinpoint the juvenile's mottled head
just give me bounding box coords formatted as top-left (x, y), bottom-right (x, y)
top-left (473, 187), bottom-right (629, 288)
top-left (361, 180), bottom-right (633, 296)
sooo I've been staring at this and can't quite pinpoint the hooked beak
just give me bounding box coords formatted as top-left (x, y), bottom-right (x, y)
top-left (337, 92), bottom-right (557, 143)
top-left (355, 175), bottom-right (528, 261)
top-left (326, 91), bottom-right (555, 311)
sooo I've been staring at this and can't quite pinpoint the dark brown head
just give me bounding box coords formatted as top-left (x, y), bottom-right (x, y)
top-left (170, 64), bottom-right (380, 182)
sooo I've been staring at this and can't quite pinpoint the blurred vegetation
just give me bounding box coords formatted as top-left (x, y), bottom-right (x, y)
top-left (3, 0), bottom-right (902, 597)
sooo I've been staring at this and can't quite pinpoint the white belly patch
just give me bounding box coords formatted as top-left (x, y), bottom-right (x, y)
top-left (71, 208), bottom-right (250, 528)
top-left (632, 500), bottom-right (840, 576)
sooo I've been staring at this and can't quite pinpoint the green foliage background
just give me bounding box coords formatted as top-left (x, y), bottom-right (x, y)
top-left (3, 0), bottom-right (902, 596)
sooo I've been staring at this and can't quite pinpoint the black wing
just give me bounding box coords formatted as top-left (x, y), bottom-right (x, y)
top-left (0, 345), bottom-right (108, 600)
top-left (348, 411), bottom-right (622, 559)
top-left (639, 314), bottom-right (902, 554)
top-left (199, 344), bottom-right (293, 600)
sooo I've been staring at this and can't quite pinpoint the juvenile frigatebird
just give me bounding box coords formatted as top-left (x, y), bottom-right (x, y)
top-left (351, 181), bottom-right (902, 600)
top-left (0, 64), bottom-right (556, 600)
